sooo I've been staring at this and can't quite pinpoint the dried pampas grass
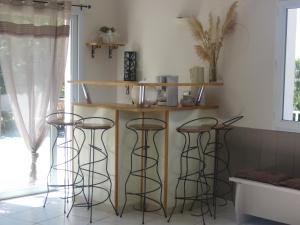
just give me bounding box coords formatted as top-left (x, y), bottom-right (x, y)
top-left (188, 1), bottom-right (238, 68)
top-left (223, 1), bottom-right (238, 36)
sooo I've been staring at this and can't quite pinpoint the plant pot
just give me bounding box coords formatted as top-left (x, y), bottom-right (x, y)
top-left (102, 31), bottom-right (119, 44)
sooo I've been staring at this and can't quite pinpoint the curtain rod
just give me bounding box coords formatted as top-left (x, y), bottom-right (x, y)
top-left (33, 1), bottom-right (91, 9)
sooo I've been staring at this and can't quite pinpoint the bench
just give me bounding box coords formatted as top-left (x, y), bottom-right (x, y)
top-left (230, 177), bottom-right (300, 225)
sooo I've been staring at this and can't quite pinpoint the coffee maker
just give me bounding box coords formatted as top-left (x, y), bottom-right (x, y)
top-left (156, 75), bottom-right (178, 107)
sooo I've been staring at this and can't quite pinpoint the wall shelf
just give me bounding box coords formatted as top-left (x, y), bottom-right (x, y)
top-left (69, 79), bottom-right (223, 108)
top-left (86, 42), bottom-right (125, 58)
top-left (73, 102), bottom-right (218, 112)
top-left (68, 80), bottom-right (224, 87)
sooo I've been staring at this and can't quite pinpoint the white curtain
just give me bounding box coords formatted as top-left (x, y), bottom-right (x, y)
top-left (0, 0), bottom-right (71, 183)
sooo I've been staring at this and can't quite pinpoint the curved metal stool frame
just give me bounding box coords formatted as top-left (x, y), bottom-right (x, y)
top-left (205, 115), bottom-right (243, 219)
top-left (67, 117), bottom-right (118, 223)
top-left (120, 118), bottom-right (167, 224)
top-left (168, 117), bottom-right (218, 225)
top-left (43, 112), bottom-right (86, 214)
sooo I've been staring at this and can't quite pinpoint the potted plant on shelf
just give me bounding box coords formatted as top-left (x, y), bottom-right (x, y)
top-left (99, 26), bottom-right (119, 44)
top-left (188, 1), bottom-right (238, 82)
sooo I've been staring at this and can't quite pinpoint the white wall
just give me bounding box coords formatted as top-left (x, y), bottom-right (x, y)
top-left (116, 0), bottom-right (207, 102)
top-left (115, 0), bottom-right (279, 130)
top-left (219, 0), bottom-right (277, 130)
top-left (74, 0), bottom-right (120, 103)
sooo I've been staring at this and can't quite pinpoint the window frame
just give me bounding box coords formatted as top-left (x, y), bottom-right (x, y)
top-left (274, 0), bottom-right (300, 132)
top-left (70, 8), bottom-right (83, 102)
top-left (49, 8), bottom-right (82, 184)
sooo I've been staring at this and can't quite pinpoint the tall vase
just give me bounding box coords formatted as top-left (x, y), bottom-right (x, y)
top-left (189, 66), bottom-right (204, 98)
top-left (209, 59), bottom-right (217, 82)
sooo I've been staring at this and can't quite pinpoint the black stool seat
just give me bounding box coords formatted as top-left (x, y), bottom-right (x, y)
top-left (177, 124), bottom-right (213, 133)
top-left (47, 118), bottom-right (80, 126)
top-left (76, 122), bottom-right (113, 130)
top-left (129, 123), bottom-right (164, 131)
top-left (213, 124), bottom-right (233, 130)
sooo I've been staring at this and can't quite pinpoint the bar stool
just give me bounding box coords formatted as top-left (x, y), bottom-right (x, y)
top-left (168, 117), bottom-right (218, 225)
top-left (67, 117), bottom-right (118, 223)
top-left (207, 115), bottom-right (243, 219)
top-left (120, 118), bottom-right (167, 224)
top-left (43, 112), bottom-right (85, 214)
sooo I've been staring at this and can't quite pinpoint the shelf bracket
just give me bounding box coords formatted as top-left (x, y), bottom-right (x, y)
top-left (195, 85), bottom-right (205, 105)
top-left (91, 45), bottom-right (96, 58)
top-left (138, 85), bottom-right (145, 106)
top-left (108, 46), bottom-right (113, 58)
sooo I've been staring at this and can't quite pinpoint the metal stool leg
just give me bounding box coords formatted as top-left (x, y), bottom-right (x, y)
top-left (44, 130), bottom-right (59, 208)
top-left (180, 134), bottom-right (189, 213)
top-left (121, 118), bottom-right (166, 224)
top-left (119, 133), bottom-right (138, 218)
top-left (89, 129), bottom-right (95, 223)
top-left (169, 132), bottom-right (210, 224)
top-left (168, 133), bottom-right (187, 222)
top-left (67, 117), bottom-right (117, 223)
top-left (190, 132), bottom-right (213, 217)
top-left (44, 112), bottom-right (84, 214)
top-left (152, 132), bottom-right (167, 218)
top-left (208, 116), bottom-right (244, 219)
top-left (223, 129), bottom-right (234, 204)
top-left (142, 131), bottom-right (148, 224)
top-left (101, 130), bottom-right (119, 216)
top-left (168, 117), bottom-right (218, 224)
top-left (67, 128), bottom-right (87, 218)
top-left (212, 129), bottom-right (219, 219)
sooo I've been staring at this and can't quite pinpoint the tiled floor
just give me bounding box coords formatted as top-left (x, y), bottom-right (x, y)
top-left (0, 194), bottom-right (287, 225)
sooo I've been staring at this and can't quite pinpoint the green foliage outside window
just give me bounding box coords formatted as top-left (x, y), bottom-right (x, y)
top-left (59, 84), bottom-right (65, 98)
top-left (0, 66), bottom-right (6, 95)
top-left (293, 59), bottom-right (300, 110)
top-left (0, 66), bottom-right (64, 97)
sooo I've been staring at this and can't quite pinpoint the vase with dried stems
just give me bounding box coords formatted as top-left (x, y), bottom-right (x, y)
top-left (188, 1), bottom-right (238, 82)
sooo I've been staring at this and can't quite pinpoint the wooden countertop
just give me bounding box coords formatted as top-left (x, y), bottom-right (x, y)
top-left (73, 102), bottom-right (218, 112)
top-left (68, 80), bottom-right (223, 87)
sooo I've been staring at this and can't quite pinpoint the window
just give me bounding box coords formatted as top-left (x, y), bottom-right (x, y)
top-left (274, 0), bottom-right (300, 131)
top-left (283, 6), bottom-right (300, 121)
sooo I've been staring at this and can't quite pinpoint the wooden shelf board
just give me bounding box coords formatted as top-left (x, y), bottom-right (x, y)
top-left (86, 42), bottom-right (125, 48)
top-left (73, 102), bottom-right (218, 112)
top-left (68, 80), bottom-right (223, 87)
top-left (69, 80), bottom-right (138, 86)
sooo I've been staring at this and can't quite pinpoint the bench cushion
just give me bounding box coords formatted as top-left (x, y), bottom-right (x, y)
top-left (235, 170), bottom-right (291, 185)
top-left (280, 178), bottom-right (300, 190)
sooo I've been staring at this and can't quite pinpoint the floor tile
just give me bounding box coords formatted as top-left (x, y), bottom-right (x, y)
top-left (0, 194), bottom-right (290, 225)
top-left (0, 216), bottom-right (34, 225)
top-left (0, 201), bottom-right (32, 218)
top-left (8, 206), bottom-right (63, 223)
top-left (37, 215), bottom-right (90, 225)
top-left (244, 216), bottom-right (288, 225)
top-left (67, 204), bottom-right (115, 221)
top-left (97, 210), bottom-right (158, 225)
top-left (152, 211), bottom-right (202, 225)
